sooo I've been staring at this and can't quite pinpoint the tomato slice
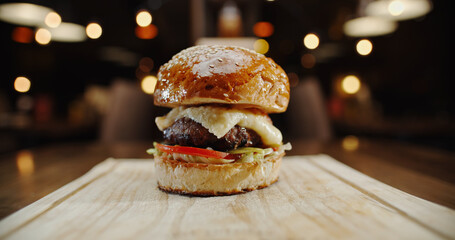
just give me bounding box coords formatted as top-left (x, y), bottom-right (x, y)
top-left (155, 143), bottom-right (237, 159)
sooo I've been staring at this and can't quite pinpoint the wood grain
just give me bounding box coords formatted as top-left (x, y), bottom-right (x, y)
top-left (0, 155), bottom-right (454, 240)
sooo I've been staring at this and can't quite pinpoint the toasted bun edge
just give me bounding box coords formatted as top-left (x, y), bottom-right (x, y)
top-left (154, 153), bottom-right (284, 196)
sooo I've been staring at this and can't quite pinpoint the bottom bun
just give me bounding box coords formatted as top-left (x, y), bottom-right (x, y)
top-left (154, 153), bottom-right (284, 196)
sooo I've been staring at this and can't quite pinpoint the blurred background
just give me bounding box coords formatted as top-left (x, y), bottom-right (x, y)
top-left (0, 0), bottom-right (453, 153)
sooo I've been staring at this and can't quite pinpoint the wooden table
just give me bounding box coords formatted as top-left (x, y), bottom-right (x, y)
top-left (0, 138), bottom-right (454, 220)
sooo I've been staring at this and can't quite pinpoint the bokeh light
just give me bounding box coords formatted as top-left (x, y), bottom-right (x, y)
top-left (303, 33), bottom-right (319, 50)
top-left (356, 39), bottom-right (373, 56)
top-left (366, 0), bottom-right (432, 21)
top-left (44, 11), bottom-right (61, 28)
top-left (86, 22), bottom-right (102, 39)
top-left (35, 28), bottom-right (51, 45)
top-left (12, 26), bottom-right (33, 43)
top-left (16, 150), bottom-right (34, 176)
top-left (135, 24), bottom-right (158, 39)
top-left (253, 39), bottom-right (269, 54)
top-left (342, 135), bottom-right (359, 151)
top-left (341, 75), bottom-right (361, 94)
top-left (141, 75), bottom-right (158, 94)
top-left (49, 22), bottom-right (87, 42)
top-left (253, 21), bottom-right (274, 38)
top-left (0, 3), bottom-right (53, 27)
top-left (343, 16), bottom-right (397, 37)
top-left (136, 10), bottom-right (152, 27)
top-left (388, 0), bottom-right (405, 16)
top-left (14, 76), bottom-right (31, 93)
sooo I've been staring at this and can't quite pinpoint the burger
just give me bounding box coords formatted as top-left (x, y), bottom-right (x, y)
top-left (147, 45), bottom-right (291, 196)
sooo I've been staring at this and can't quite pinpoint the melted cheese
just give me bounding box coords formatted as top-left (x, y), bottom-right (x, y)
top-left (155, 106), bottom-right (282, 146)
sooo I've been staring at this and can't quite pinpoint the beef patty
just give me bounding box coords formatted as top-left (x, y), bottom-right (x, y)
top-left (163, 117), bottom-right (263, 151)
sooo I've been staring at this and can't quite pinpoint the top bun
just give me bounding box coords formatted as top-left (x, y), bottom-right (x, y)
top-left (154, 45), bottom-right (290, 113)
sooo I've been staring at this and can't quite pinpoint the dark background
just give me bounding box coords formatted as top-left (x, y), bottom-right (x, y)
top-left (0, 0), bottom-right (453, 152)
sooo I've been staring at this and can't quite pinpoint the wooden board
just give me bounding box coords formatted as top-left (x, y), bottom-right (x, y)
top-left (0, 155), bottom-right (454, 240)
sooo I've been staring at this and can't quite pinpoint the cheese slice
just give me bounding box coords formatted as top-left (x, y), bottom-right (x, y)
top-left (155, 106), bottom-right (282, 146)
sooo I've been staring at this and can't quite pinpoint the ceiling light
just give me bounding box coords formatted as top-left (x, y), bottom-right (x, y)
top-left (35, 28), bottom-right (51, 45)
top-left (49, 22), bottom-right (87, 42)
top-left (365, 0), bottom-right (432, 21)
top-left (14, 76), bottom-right (31, 93)
top-left (0, 3), bottom-right (53, 26)
top-left (303, 33), bottom-right (320, 50)
top-left (44, 12), bottom-right (61, 28)
top-left (343, 16), bottom-right (397, 37)
top-left (136, 10), bottom-right (152, 27)
top-left (86, 22), bottom-right (102, 39)
top-left (388, 1), bottom-right (405, 16)
top-left (356, 39), bottom-right (373, 56)
top-left (341, 75), bottom-right (361, 94)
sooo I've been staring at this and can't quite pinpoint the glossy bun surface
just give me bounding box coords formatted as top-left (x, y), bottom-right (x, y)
top-left (154, 45), bottom-right (290, 113)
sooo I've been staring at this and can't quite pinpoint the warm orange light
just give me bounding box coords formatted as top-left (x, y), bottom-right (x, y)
top-left (12, 27), bottom-right (33, 43)
top-left (135, 24), bottom-right (158, 39)
top-left (16, 150), bottom-right (34, 176)
top-left (253, 21), bottom-right (274, 38)
top-left (14, 76), bottom-right (31, 93)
